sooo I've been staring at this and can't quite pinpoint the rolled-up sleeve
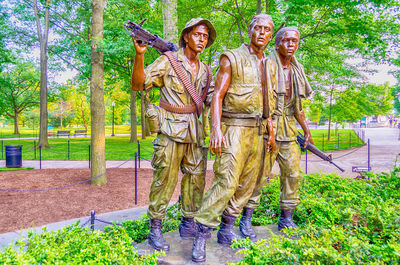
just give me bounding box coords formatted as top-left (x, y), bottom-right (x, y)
top-left (144, 55), bottom-right (169, 91)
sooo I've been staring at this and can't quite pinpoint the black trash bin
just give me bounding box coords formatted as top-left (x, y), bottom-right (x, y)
top-left (5, 145), bottom-right (23, 168)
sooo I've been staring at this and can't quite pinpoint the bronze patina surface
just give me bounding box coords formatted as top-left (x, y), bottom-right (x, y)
top-left (250, 27), bottom-right (314, 231)
top-left (131, 18), bottom-right (216, 251)
top-left (192, 14), bottom-right (277, 263)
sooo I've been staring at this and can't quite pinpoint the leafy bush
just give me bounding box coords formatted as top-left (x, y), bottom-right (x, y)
top-left (232, 165), bottom-right (400, 264)
top-left (0, 224), bottom-right (162, 264)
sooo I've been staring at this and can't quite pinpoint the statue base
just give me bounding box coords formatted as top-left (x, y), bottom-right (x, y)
top-left (135, 225), bottom-right (279, 265)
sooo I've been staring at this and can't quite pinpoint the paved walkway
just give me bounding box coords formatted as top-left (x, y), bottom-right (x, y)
top-left (1, 127), bottom-right (399, 249)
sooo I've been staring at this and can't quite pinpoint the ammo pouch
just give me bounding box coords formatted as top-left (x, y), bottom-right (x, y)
top-left (145, 104), bottom-right (161, 133)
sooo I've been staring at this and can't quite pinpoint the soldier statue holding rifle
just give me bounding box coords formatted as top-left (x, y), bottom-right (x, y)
top-left (131, 18), bottom-right (216, 252)
top-left (250, 26), bottom-right (314, 231)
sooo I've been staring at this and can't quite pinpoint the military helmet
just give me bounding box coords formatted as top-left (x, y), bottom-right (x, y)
top-left (178, 18), bottom-right (217, 49)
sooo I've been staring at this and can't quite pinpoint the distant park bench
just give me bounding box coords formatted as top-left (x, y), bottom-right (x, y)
top-left (308, 122), bottom-right (318, 128)
top-left (57, 130), bottom-right (70, 137)
top-left (74, 130), bottom-right (87, 137)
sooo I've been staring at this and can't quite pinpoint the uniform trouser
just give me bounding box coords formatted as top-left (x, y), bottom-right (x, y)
top-left (246, 140), bottom-right (301, 210)
top-left (147, 133), bottom-right (206, 220)
top-left (194, 125), bottom-right (263, 228)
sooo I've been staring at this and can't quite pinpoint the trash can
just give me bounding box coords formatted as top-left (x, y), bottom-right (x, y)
top-left (5, 145), bottom-right (23, 168)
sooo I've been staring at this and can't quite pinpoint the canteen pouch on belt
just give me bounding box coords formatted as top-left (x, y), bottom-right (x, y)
top-left (145, 104), bottom-right (161, 133)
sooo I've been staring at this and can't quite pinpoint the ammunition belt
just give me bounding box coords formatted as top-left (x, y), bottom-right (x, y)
top-left (163, 51), bottom-right (212, 116)
top-left (159, 99), bottom-right (197, 114)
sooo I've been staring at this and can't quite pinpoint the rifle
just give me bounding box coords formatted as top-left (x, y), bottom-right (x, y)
top-left (297, 132), bottom-right (345, 172)
top-left (125, 19), bottom-right (178, 53)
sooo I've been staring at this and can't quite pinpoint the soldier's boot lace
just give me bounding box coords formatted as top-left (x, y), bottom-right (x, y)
top-left (148, 219), bottom-right (170, 251)
top-left (278, 209), bottom-right (298, 231)
top-left (239, 207), bottom-right (256, 239)
top-left (217, 213), bottom-right (241, 245)
top-left (192, 223), bottom-right (212, 263)
top-left (179, 217), bottom-right (197, 238)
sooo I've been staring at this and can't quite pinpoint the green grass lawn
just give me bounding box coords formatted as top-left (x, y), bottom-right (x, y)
top-left (299, 128), bottom-right (364, 152)
top-left (0, 125), bottom-right (136, 139)
top-left (0, 167), bottom-right (34, 171)
top-left (0, 129), bottom-right (363, 162)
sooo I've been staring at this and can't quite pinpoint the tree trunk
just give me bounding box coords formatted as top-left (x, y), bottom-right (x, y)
top-left (34, 0), bottom-right (50, 148)
top-left (328, 85), bottom-right (333, 141)
top-left (80, 100), bottom-right (88, 131)
top-left (140, 91), bottom-right (146, 139)
top-left (130, 89), bottom-right (137, 143)
top-left (257, 0), bottom-right (262, 14)
top-left (90, 0), bottom-right (106, 186)
top-left (60, 113), bottom-right (63, 129)
top-left (161, 0), bottom-right (178, 43)
top-left (13, 114), bottom-right (19, 135)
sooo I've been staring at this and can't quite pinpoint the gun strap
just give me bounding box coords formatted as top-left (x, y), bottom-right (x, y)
top-left (163, 51), bottom-right (211, 116)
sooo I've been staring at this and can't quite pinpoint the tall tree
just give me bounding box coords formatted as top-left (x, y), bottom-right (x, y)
top-left (0, 61), bottom-right (40, 134)
top-left (90, 0), bottom-right (106, 186)
top-left (34, 0), bottom-right (51, 148)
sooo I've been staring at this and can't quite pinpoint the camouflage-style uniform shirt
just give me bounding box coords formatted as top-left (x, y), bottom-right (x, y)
top-left (144, 49), bottom-right (210, 145)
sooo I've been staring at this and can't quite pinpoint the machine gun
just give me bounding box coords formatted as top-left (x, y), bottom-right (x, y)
top-left (297, 132), bottom-right (345, 172)
top-left (125, 19), bottom-right (178, 53)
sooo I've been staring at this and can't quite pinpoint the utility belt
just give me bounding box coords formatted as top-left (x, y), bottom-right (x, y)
top-left (221, 113), bottom-right (266, 135)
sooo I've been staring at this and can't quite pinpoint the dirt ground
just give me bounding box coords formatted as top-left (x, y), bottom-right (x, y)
top-left (0, 168), bottom-right (215, 234)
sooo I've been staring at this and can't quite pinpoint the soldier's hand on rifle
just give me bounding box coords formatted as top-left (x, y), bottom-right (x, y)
top-left (132, 37), bottom-right (147, 54)
top-left (209, 127), bottom-right (227, 156)
top-left (304, 133), bottom-right (314, 148)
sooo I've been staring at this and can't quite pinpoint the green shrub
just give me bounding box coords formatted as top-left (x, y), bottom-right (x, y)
top-left (233, 165), bottom-right (400, 264)
top-left (0, 224), bottom-right (162, 264)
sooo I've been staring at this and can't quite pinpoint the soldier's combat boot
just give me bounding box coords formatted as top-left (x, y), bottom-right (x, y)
top-left (278, 209), bottom-right (298, 231)
top-left (148, 219), bottom-right (170, 251)
top-left (179, 217), bottom-right (197, 238)
top-left (239, 207), bottom-right (256, 239)
top-left (217, 213), bottom-right (241, 245)
top-left (192, 223), bottom-right (212, 263)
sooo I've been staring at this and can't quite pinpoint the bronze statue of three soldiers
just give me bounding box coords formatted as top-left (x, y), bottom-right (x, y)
top-left (131, 14), bottom-right (313, 263)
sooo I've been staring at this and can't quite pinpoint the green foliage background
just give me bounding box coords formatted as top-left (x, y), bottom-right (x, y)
top-left (0, 0), bottom-right (398, 131)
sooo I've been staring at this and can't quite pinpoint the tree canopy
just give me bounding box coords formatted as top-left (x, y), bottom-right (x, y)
top-left (0, 0), bottom-right (398, 131)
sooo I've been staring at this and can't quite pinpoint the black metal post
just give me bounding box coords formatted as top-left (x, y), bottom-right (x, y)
top-left (368, 139), bottom-right (370, 172)
top-left (112, 104), bottom-right (115, 136)
top-left (322, 134), bottom-right (324, 151)
top-left (39, 146), bottom-right (42, 169)
top-left (34, 140), bottom-right (36, 160)
top-left (305, 150), bottom-right (308, 174)
top-left (337, 133), bottom-right (340, 149)
top-left (137, 140), bottom-right (141, 168)
top-left (135, 152), bottom-right (138, 205)
top-left (88, 144), bottom-right (91, 169)
top-left (1, 140), bottom-right (3, 160)
top-left (90, 210), bottom-right (95, 231)
top-left (68, 140), bottom-right (70, 160)
top-left (349, 132), bottom-right (351, 148)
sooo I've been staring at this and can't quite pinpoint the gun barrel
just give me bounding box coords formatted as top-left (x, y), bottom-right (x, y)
top-left (298, 132), bottom-right (345, 172)
top-left (330, 161), bottom-right (345, 172)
